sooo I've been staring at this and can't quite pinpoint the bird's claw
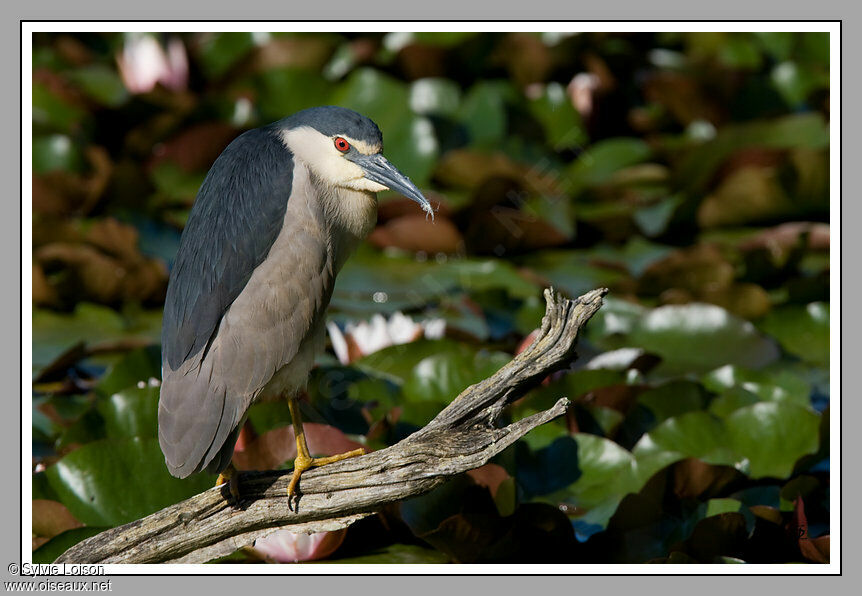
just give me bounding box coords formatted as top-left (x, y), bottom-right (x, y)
top-left (286, 448), bottom-right (366, 508)
top-left (216, 467), bottom-right (241, 501)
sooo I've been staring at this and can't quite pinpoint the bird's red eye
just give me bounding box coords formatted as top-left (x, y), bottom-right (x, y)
top-left (334, 137), bottom-right (350, 152)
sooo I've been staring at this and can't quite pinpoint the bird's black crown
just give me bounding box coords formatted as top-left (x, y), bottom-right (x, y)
top-left (279, 105), bottom-right (383, 147)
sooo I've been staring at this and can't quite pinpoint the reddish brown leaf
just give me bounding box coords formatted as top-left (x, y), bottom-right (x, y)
top-left (740, 222), bottom-right (830, 253)
top-left (32, 499), bottom-right (82, 550)
top-left (149, 122), bottom-right (238, 173)
top-left (672, 459), bottom-right (740, 500)
top-left (377, 195), bottom-right (453, 223)
top-left (466, 463), bottom-right (510, 498)
top-left (800, 535), bottom-right (830, 564)
top-left (369, 214), bottom-right (463, 254)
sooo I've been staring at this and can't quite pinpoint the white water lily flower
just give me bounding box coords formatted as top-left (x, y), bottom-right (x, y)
top-left (327, 311), bottom-right (446, 365)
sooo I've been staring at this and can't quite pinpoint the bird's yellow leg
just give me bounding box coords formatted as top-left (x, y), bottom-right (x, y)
top-left (216, 463), bottom-right (240, 499)
top-left (286, 397), bottom-right (365, 499)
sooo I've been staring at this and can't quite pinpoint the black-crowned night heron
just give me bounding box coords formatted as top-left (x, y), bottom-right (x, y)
top-left (158, 106), bottom-right (433, 499)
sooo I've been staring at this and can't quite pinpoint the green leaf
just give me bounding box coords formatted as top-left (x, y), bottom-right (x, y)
top-left (704, 497), bottom-right (745, 517)
top-left (96, 386), bottom-right (159, 439)
top-left (634, 195), bottom-right (683, 237)
top-left (718, 36), bottom-right (763, 70)
top-left (409, 78), bottom-right (461, 116)
top-left (753, 32), bottom-right (794, 61)
top-left (725, 402), bottom-right (820, 479)
top-left (401, 349), bottom-right (510, 425)
top-left (638, 380), bottom-right (707, 424)
top-left (245, 400), bottom-right (293, 435)
top-left (33, 81), bottom-right (86, 133)
top-left (708, 387), bottom-right (761, 418)
top-left (150, 162), bottom-right (207, 203)
top-left (518, 251), bottom-right (626, 299)
top-left (32, 304), bottom-right (162, 376)
top-left (527, 82), bottom-right (587, 150)
top-left (196, 32), bottom-right (256, 79)
top-left (548, 434), bottom-right (639, 538)
top-left (444, 259), bottom-right (539, 299)
top-left (628, 303), bottom-right (780, 375)
top-left (566, 138), bottom-right (652, 195)
top-left (633, 411), bottom-right (736, 484)
top-left (95, 346), bottom-right (162, 398)
top-left (771, 60), bottom-right (829, 107)
top-left (45, 437), bottom-right (214, 526)
top-left (458, 81), bottom-right (511, 149)
top-left (354, 339), bottom-right (476, 384)
top-left (584, 297), bottom-right (648, 350)
top-left (758, 303), bottom-right (829, 366)
top-left (677, 114), bottom-right (829, 193)
top-left (33, 134), bottom-right (85, 173)
top-left (412, 32), bottom-right (478, 47)
top-left (333, 249), bottom-right (540, 314)
top-left (33, 527), bottom-right (109, 564)
top-left (800, 32), bottom-right (829, 64)
top-left (68, 65), bottom-right (129, 107)
top-left (703, 364), bottom-right (811, 408)
top-left (254, 68), bottom-right (334, 123)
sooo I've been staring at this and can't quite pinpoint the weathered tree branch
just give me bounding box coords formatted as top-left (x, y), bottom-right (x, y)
top-left (56, 287), bottom-right (607, 564)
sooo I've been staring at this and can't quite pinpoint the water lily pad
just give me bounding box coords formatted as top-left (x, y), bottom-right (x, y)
top-left (703, 364), bottom-right (811, 408)
top-left (547, 434), bottom-right (640, 539)
top-left (566, 138), bottom-right (652, 195)
top-left (628, 303), bottom-right (780, 374)
top-left (95, 346), bottom-right (162, 398)
top-left (403, 349), bottom-right (510, 404)
top-left (758, 303), bottom-right (829, 366)
top-left (45, 437), bottom-right (214, 526)
top-left (32, 304), bottom-right (162, 377)
top-left (519, 250), bottom-right (626, 298)
top-left (96, 386), bottom-right (159, 439)
top-left (633, 411), bottom-right (737, 484)
top-left (637, 380), bottom-right (707, 425)
top-left (725, 402), bottom-right (820, 479)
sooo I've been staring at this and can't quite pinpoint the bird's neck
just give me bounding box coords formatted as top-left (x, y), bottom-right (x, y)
top-left (305, 166), bottom-right (378, 270)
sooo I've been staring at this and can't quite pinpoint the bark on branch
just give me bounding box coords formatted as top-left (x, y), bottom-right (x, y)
top-left (56, 287), bottom-right (607, 564)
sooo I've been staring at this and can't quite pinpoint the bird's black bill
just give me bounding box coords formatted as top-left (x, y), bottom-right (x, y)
top-left (350, 153), bottom-right (434, 218)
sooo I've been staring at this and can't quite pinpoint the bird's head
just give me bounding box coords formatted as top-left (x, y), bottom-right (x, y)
top-left (279, 106), bottom-right (434, 218)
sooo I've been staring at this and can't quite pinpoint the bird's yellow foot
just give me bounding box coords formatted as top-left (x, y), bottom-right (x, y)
top-left (216, 464), bottom-right (241, 500)
top-left (286, 448), bottom-right (366, 500)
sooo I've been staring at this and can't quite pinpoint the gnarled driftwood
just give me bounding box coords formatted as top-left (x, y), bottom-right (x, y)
top-left (56, 287), bottom-right (607, 564)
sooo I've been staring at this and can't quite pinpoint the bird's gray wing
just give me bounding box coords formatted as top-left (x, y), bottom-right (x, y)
top-left (158, 125), bottom-right (294, 478)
